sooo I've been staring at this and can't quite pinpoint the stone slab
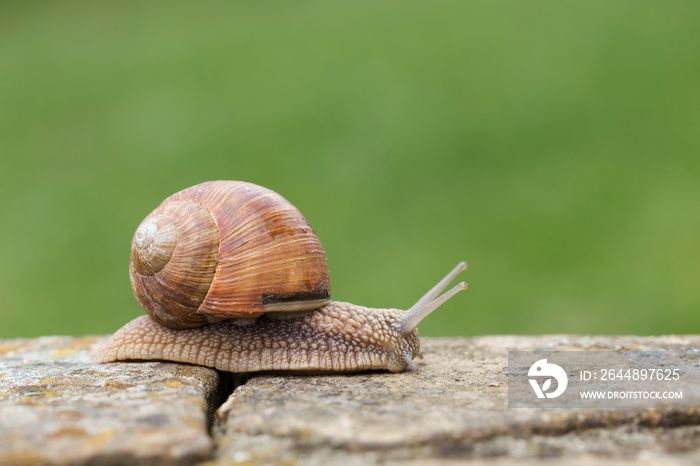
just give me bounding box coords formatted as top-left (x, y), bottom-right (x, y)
top-left (212, 335), bottom-right (700, 465)
top-left (0, 336), bottom-right (220, 466)
top-left (1, 334), bottom-right (699, 465)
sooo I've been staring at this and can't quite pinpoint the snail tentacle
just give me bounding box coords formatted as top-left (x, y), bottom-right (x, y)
top-left (404, 353), bottom-right (419, 373)
top-left (399, 263), bottom-right (468, 335)
top-left (410, 262), bottom-right (467, 312)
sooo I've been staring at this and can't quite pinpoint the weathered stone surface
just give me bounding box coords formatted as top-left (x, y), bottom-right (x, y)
top-left (212, 335), bottom-right (700, 465)
top-left (1, 334), bottom-right (699, 465)
top-left (0, 336), bottom-right (219, 466)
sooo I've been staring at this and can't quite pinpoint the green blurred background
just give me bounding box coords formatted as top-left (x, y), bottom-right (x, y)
top-left (1, 1), bottom-right (699, 338)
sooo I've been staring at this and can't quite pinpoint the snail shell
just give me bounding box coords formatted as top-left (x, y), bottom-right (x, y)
top-left (130, 180), bottom-right (331, 329)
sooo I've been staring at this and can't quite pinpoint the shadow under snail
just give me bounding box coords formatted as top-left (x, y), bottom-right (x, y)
top-left (91, 180), bottom-right (468, 373)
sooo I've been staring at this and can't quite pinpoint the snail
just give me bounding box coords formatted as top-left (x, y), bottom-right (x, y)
top-left (91, 180), bottom-right (467, 373)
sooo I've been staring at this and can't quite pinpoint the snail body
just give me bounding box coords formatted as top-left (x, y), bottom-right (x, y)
top-left (92, 181), bottom-right (467, 373)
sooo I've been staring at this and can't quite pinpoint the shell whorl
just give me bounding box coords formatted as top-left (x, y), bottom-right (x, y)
top-left (131, 215), bottom-right (178, 276)
top-left (130, 200), bottom-right (220, 329)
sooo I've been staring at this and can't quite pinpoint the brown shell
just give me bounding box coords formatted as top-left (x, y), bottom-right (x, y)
top-left (129, 181), bottom-right (331, 329)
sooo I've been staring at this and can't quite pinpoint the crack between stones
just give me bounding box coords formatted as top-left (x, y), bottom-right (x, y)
top-left (206, 371), bottom-right (249, 434)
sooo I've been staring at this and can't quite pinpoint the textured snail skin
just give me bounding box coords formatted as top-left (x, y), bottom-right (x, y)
top-left (91, 302), bottom-right (420, 373)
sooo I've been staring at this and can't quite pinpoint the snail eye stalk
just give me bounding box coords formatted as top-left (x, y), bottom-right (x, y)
top-left (399, 262), bottom-right (468, 335)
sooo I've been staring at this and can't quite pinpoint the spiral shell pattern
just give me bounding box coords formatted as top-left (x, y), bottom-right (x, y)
top-left (129, 181), bottom-right (331, 329)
